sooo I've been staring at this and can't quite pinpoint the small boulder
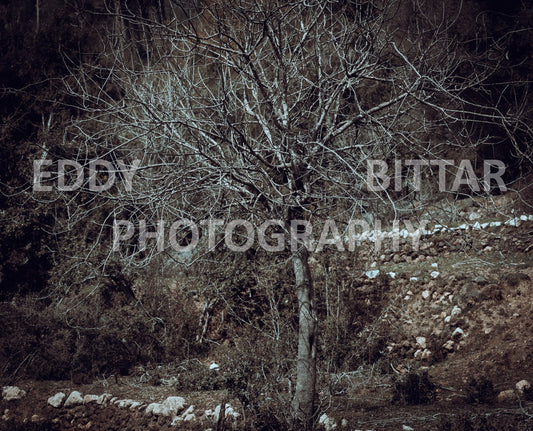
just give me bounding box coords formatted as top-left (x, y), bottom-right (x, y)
top-left (48, 392), bottom-right (66, 408)
top-left (162, 396), bottom-right (186, 416)
top-left (83, 394), bottom-right (100, 404)
top-left (2, 386), bottom-right (26, 401)
top-left (442, 340), bottom-right (454, 351)
top-left (421, 349), bottom-right (432, 360)
top-left (516, 380), bottom-right (531, 395)
top-left (129, 401), bottom-right (144, 410)
top-left (318, 413), bottom-right (337, 431)
top-left (497, 389), bottom-right (516, 403)
top-left (209, 363), bottom-right (220, 371)
top-left (416, 336), bottom-right (427, 349)
top-left (117, 399), bottom-right (135, 408)
top-left (452, 327), bottom-right (464, 339)
top-left (213, 403), bottom-right (240, 421)
top-left (450, 305), bottom-right (461, 318)
top-left (145, 402), bottom-right (170, 417)
top-left (225, 404), bottom-right (239, 419)
top-left (96, 393), bottom-right (113, 405)
top-left (183, 413), bottom-right (196, 422)
top-left (181, 405), bottom-right (194, 416)
top-left (64, 391), bottom-right (84, 407)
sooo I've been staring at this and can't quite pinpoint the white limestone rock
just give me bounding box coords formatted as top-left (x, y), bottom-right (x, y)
top-left (83, 394), bottom-right (100, 404)
top-left (2, 386), bottom-right (26, 401)
top-left (47, 392), bottom-right (66, 408)
top-left (162, 396), bottom-right (186, 416)
top-left (64, 391), bottom-right (84, 407)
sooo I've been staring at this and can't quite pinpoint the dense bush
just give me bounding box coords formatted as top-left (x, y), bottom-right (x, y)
top-left (172, 359), bottom-right (226, 391)
top-left (466, 377), bottom-right (497, 405)
top-left (392, 371), bottom-right (436, 405)
top-left (0, 279), bottom-right (200, 383)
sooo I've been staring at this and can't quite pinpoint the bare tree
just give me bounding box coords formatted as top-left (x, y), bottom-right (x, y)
top-left (59, 0), bottom-right (531, 428)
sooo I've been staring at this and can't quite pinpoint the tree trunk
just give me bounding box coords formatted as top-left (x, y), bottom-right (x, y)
top-left (291, 247), bottom-right (317, 430)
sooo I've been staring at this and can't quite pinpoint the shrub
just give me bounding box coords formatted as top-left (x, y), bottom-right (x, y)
top-left (172, 359), bottom-right (225, 391)
top-left (392, 371), bottom-right (436, 405)
top-left (466, 377), bottom-right (497, 404)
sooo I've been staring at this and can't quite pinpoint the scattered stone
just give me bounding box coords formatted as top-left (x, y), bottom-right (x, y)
top-left (416, 336), bottom-right (427, 349)
top-left (225, 404), bottom-right (240, 420)
top-left (2, 386), bottom-right (26, 401)
top-left (97, 393), bottom-right (113, 405)
top-left (171, 406), bottom-right (197, 425)
top-left (497, 389), bottom-right (516, 403)
top-left (64, 391), bottom-right (84, 407)
top-left (422, 290), bottom-right (431, 299)
top-left (48, 392), bottom-right (66, 408)
top-left (341, 418), bottom-right (348, 427)
top-left (31, 414), bottom-right (42, 423)
top-left (516, 380), bottom-right (531, 395)
top-left (442, 340), bottom-right (454, 351)
top-left (129, 401), bottom-right (144, 410)
top-left (162, 396), bottom-right (186, 416)
top-left (117, 399), bottom-right (135, 408)
top-left (180, 405), bottom-right (195, 418)
top-left (212, 403), bottom-right (239, 421)
top-left (365, 270), bottom-right (380, 279)
top-left (145, 402), bottom-right (170, 417)
top-left (450, 305), bottom-right (462, 318)
top-left (83, 394), bottom-right (100, 404)
top-left (183, 412), bottom-right (196, 422)
top-left (402, 426), bottom-right (415, 431)
top-left (430, 271), bottom-right (440, 278)
top-left (452, 327), bottom-right (464, 339)
top-left (318, 413), bottom-right (337, 431)
top-left (421, 349), bottom-right (432, 360)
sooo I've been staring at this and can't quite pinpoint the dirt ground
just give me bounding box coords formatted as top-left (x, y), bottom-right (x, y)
top-left (1, 378), bottom-right (532, 430)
